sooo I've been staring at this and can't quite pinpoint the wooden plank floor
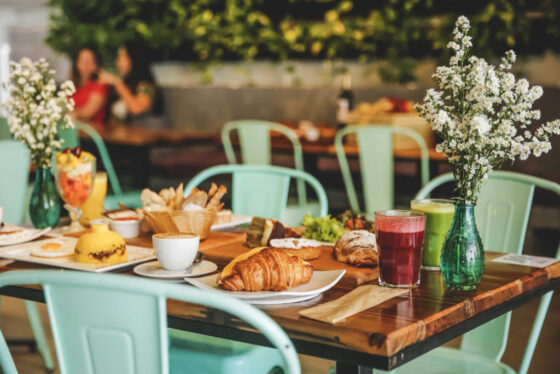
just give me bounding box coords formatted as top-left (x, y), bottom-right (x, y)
top-left (2, 292), bottom-right (559, 373)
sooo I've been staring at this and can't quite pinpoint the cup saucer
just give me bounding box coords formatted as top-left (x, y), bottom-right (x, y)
top-left (133, 260), bottom-right (217, 280)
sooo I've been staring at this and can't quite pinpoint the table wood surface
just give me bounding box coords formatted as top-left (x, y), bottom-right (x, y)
top-left (1, 230), bottom-right (558, 370)
top-left (82, 124), bottom-right (219, 147)
top-left (268, 127), bottom-right (447, 161)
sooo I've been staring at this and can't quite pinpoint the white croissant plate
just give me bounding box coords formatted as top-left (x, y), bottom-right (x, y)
top-left (185, 269), bottom-right (345, 300)
top-left (245, 293), bottom-right (321, 305)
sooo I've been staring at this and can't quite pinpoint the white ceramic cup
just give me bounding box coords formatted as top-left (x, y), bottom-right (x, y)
top-left (152, 233), bottom-right (200, 271)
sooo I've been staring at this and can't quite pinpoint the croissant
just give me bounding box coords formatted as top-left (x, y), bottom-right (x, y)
top-left (219, 248), bottom-right (313, 292)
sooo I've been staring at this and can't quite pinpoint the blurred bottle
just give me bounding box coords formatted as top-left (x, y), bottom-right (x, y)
top-left (80, 172), bottom-right (107, 226)
top-left (336, 73), bottom-right (355, 129)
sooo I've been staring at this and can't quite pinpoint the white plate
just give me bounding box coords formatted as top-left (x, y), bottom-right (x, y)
top-left (134, 260), bottom-right (217, 279)
top-left (246, 293), bottom-right (321, 305)
top-left (0, 224), bottom-right (51, 246)
top-left (185, 269), bottom-right (345, 300)
top-left (211, 215), bottom-right (252, 231)
top-left (0, 236), bottom-right (155, 272)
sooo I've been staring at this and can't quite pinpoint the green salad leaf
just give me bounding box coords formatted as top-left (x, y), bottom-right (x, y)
top-left (302, 213), bottom-right (345, 243)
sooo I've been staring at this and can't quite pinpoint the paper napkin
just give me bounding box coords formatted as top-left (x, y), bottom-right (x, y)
top-left (299, 285), bottom-right (409, 324)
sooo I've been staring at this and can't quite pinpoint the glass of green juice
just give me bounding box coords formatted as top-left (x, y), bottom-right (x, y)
top-left (410, 199), bottom-right (455, 270)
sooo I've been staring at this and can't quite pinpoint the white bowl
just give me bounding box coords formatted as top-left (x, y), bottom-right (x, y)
top-left (108, 216), bottom-right (141, 239)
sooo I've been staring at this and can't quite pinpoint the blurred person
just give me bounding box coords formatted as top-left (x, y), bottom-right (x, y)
top-left (99, 42), bottom-right (163, 127)
top-left (71, 46), bottom-right (107, 129)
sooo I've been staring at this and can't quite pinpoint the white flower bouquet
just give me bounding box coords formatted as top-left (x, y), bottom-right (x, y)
top-left (416, 16), bottom-right (560, 202)
top-left (4, 57), bottom-right (75, 168)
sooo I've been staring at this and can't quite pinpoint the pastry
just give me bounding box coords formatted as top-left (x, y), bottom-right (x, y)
top-left (269, 238), bottom-right (323, 260)
top-left (334, 230), bottom-right (378, 267)
top-left (74, 223), bottom-right (128, 264)
top-left (214, 209), bottom-right (233, 225)
top-left (246, 217), bottom-right (300, 248)
top-left (218, 248), bottom-right (313, 292)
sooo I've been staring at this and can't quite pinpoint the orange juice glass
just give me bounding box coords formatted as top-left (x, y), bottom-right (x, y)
top-left (80, 172), bottom-right (108, 225)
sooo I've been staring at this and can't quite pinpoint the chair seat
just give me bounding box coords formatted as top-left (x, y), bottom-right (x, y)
top-left (104, 191), bottom-right (142, 210)
top-left (169, 329), bottom-right (284, 374)
top-left (391, 347), bottom-right (516, 374)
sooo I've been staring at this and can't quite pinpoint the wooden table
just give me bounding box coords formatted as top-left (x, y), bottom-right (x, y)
top-left (1, 232), bottom-right (559, 373)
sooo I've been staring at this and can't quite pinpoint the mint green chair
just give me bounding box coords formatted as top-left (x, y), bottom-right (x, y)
top-left (391, 170), bottom-right (560, 374)
top-left (185, 164), bottom-right (328, 220)
top-left (183, 164), bottom-right (326, 373)
top-left (0, 140), bottom-right (55, 371)
top-left (0, 270), bottom-right (301, 374)
top-left (0, 141), bottom-right (30, 224)
top-left (222, 120), bottom-right (315, 225)
top-left (335, 125), bottom-right (429, 217)
top-left (58, 122), bottom-right (141, 210)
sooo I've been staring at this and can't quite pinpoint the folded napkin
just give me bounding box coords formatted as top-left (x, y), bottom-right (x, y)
top-left (299, 285), bottom-right (409, 324)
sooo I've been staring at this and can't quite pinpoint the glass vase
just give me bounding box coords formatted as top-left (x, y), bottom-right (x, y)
top-left (29, 166), bottom-right (61, 228)
top-left (440, 201), bottom-right (485, 290)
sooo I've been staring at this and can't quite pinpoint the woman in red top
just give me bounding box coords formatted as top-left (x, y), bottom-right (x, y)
top-left (71, 47), bottom-right (107, 129)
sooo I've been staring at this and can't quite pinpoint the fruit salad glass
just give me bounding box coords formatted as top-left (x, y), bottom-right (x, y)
top-left (54, 147), bottom-right (96, 230)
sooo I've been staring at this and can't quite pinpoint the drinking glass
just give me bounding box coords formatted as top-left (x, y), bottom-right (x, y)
top-left (410, 199), bottom-right (455, 271)
top-left (54, 151), bottom-right (96, 230)
top-left (80, 172), bottom-right (108, 226)
top-left (375, 210), bottom-right (426, 288)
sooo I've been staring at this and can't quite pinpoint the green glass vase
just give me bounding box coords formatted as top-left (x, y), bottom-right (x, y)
top-left (440, 201), bottom-right (485, 290)
top-left (29, 167), bottom-right (61, 228)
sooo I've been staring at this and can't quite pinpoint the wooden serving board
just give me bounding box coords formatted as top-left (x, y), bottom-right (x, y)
top-left (201, 239), bottom-right (378, 287)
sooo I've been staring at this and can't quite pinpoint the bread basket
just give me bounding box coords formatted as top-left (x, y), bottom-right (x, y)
top-left (144, 208), bottom-right (217, 240)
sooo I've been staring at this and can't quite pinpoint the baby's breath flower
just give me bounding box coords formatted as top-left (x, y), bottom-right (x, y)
top-left (415, 16), bottom-right (560, 202)
top-left (3, 57), bottom-right (75, 168)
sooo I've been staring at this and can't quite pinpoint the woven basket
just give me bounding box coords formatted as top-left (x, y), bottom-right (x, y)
top-left (172, 209), bottom-right (217, 240)
top-left (144, 211), bottom-right (179, 234)
top-left (144, 209), bottom-right (217, 240)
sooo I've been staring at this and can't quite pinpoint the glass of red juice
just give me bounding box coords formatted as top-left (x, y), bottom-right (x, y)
top-left (375, 210), bottom-right (426, 288)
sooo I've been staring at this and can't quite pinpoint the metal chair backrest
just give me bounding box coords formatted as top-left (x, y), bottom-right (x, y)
top-left (0, 140), bottom-right (30, 224)
top-left (415, 170), bottom-right (560, 373)
top-left (221, 120), bottom-right (307, 205)
top-left (0, 270), bottom-right (301, 374)
top-left (335, 125), bottom-right (429, 217)
top-left (57, 122), bottom-right (122, 196)
top-left (184, 164), bottom-right (328, 221)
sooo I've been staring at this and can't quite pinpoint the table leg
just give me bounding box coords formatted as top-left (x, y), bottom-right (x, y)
top-left (336, 362), bottom-right (373, 374)
top-left (429, 159), bottom-right (440, 179)
top-left (303, 153), bottom-right (319, 175)
top-left (129, 145), bottom-right (151, 188)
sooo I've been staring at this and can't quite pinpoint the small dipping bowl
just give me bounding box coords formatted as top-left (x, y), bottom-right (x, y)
top-left (108, 210), bottom-right (141, 239)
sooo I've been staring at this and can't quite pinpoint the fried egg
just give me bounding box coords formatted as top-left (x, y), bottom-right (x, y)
top-left (30, 240), bottom-right (73, 258)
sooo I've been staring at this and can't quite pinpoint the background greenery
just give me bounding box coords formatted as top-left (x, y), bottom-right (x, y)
top-left (46, 0), bottom-right (560, 83)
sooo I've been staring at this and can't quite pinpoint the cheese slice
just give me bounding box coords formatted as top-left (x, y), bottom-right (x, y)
top-left (221, 247), bottom-right (267, 278)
